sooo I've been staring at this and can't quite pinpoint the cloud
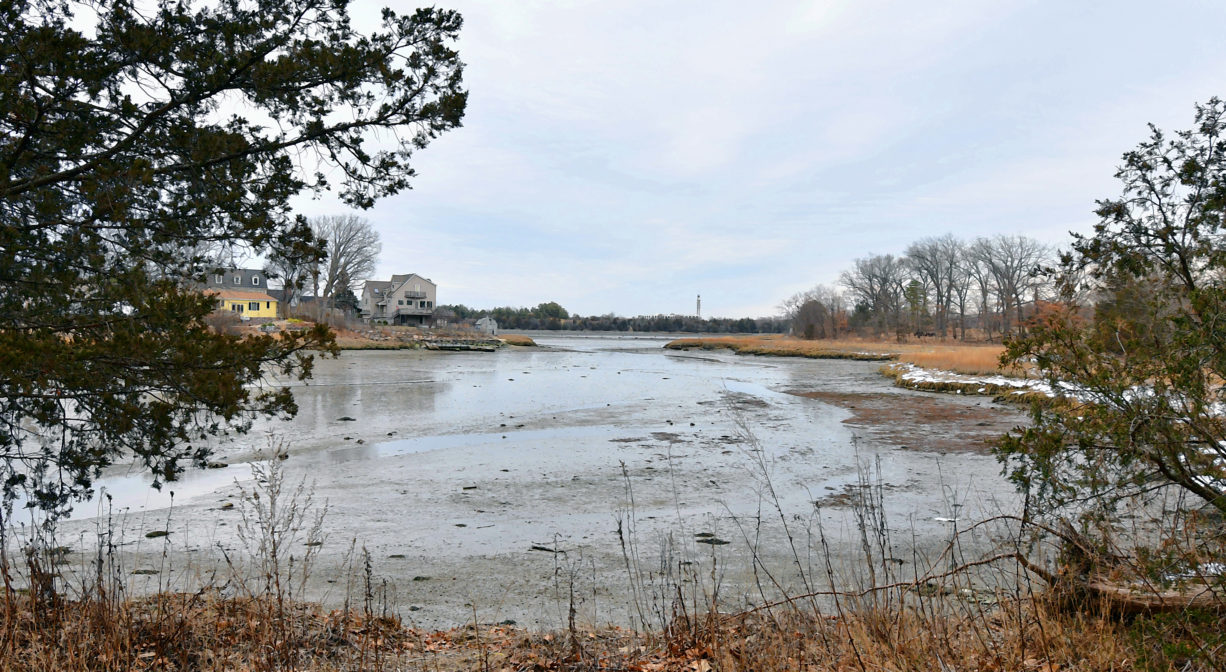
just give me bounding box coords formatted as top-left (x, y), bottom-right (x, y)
top-left (296, 0), bottom-right (1226, 318)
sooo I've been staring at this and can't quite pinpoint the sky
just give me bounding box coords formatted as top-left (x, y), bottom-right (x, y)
top-left (291, 0), bottom-right (1226, 319)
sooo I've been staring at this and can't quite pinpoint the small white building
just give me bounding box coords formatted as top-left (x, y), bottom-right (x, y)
top-left (475, 316), bottom-right (498, 335)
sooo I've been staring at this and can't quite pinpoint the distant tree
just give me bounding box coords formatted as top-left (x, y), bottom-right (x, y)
top-left (793, 300), bottom-right (831, 339)
top-left (906, 234), bottom-right (963, 338)
top-left (535, 302), bottom-right (570, 320)
top-left (978, 234), bottom-right (1049, 337)
top-left (333, 288), bottom-right (361, 317)
top-left (439, 304), bottom-right (479, 320)
top-left (965, 239), bottom-right (1001, 339)
top-left (949, 243), bottom-right (974, 340)
top-left (310, 215), bottom-right (381, 319)
top-left (782, 284), bottom-right (844, 339)
top-left (841, 254), bottom-right (907, 338)
top-left (998, 99), bottom-right (1226, 569)
top-left (0, 0), bottom-right (466, 516)
top-left (903, 278), bottom-right (928, 334)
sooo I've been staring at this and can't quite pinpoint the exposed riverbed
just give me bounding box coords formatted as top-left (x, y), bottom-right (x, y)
top-left (42, 334), bottom-right (1028, 630)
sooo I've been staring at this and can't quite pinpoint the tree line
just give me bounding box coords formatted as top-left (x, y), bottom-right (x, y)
top-left (783, 233), bottom-right (1055, 341)
top-left (441, 302), bottom-right (788, 333)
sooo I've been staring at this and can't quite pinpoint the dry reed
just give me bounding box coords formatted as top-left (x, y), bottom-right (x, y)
top-left (667, 335), bottom-right (1011, 376)
top-left (499, 333), bottom-right (537, 346)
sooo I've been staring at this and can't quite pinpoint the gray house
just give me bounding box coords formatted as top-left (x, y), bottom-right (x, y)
top-left (361, 273), bottom-right (437, 326)
top-left (475, 316), bottom-right (497, 335)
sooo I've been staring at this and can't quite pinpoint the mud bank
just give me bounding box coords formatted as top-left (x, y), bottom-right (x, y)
top-left (40, 334), bottom-right (1029, 630)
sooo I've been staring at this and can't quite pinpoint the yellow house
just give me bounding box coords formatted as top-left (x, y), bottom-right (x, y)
top-left (205, 288), bottom-right (279, 319)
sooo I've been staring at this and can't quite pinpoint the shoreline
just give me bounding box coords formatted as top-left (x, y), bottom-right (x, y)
top-left (1, 334), bottom-right (1101, 670)
top-left (664, 335), bottom-right (1035, 398)
top-left (35, 338), bottom-right (1025, 632)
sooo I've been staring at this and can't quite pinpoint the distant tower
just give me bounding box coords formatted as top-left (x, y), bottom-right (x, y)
top-left (696, 294), bottom-right (702, 319)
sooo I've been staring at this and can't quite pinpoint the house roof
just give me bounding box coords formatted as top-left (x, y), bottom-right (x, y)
top-left (203, 268), bottom-right (267, 289)
top-left (363, 274), bottom-right (436, 300)
top-left (204, 289), bottom-right (277, 301)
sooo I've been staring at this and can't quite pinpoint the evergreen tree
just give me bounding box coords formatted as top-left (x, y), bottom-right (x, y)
top-left (0, 0), bottom-right (466, 516)
top-left (998, 99), bottom-right (1226, 571)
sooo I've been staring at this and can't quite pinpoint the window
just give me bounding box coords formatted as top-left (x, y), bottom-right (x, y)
top-left (249, 302), bottom-right (259, 311)
top-left (232, 275), bottom-right (240, 285)
top-left (251, 276), bottom-right (260, 286)
top-left (397, 299), bottom-right (403, 305)
top-left (419, 300), bottom-right (426, 308)
top-left (233, 303), bottom-right (243, 313)
top-left (265, 302), bottom-right (270, 309)
top-left (215, 274), bottom-right (223, 284)
top-left (427, 301), bottom-right (432, 308)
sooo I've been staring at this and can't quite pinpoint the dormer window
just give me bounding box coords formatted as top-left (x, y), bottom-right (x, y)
top-left (215, 274), bottom-right (223, 284)
top-left (251, 276), bottom-right (260, 286)
top-left (232, 275), bottom-right (240, 285)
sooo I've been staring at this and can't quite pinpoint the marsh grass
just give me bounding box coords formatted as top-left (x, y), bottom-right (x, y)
top-left (499, 333), bottom-right (537, 346)
top-left (665, 336), bottom-right (897, 361)
top-left (666, 335), bottom-right (1012, 377)
top-left (898, 344), bottom-right (1011, 376)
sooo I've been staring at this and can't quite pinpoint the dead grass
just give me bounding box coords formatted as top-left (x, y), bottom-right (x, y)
top-left (897, 344), bottom-right (1009, 376)
top-left (0, 589), bottom-right (417, 671)
top-left (667, 336), bottom-right (1011, 375)
top-left (499, 333), bottom-right (537, 346)
top-left (6, 586), bottom-right (1221, 671)
top-left (665, 336), bottom-right (897, 361)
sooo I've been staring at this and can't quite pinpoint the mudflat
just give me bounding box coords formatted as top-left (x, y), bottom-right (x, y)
top-left (45, 334), bottom-right (1028, 630)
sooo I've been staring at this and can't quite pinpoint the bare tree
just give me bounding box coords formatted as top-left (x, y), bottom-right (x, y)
top-left (310, 215), bottom-right (381, 318)
top-left (977, 234), bottom-right (1050, 337)
top-left (949, 244), bottom-right (974, 340)
top-left (781, 284), bottom-right (845, 339)
top-left (965, 239), bottom-right (999, 339)
top-left (906, 234), bottom-right (964, 339)
top-left (841, 254), bottom-right (908, 338)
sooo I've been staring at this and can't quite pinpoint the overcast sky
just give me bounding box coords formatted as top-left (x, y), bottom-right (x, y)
top-left (292, 0), bottom-right (1226, 318)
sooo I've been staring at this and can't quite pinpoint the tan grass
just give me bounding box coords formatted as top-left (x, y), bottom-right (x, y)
top-left (499, 333), bottom-right (537, 346)
top-left (5, 586), bottom-right (1216, 671)
top-left (666, 336), bottom-right (1013, 375)
top-left (896, 344), bottom-right (1008, 376)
